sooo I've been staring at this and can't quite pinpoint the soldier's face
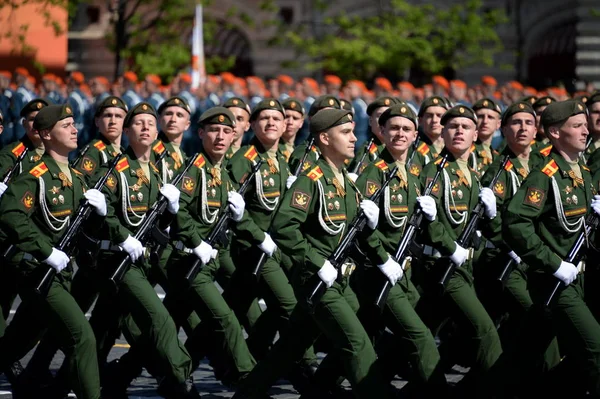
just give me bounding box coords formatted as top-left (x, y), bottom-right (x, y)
top-left (550, 114), bottom-right (588, 154)
top-left (587, 102), bottom-right (600, 137)
top-left (382, 116), bottom-right (417, 156)
top-left (159, 106), bottom-right (190, 137)
top-left (442, 117), bottom-right (477, 155)
top-left (419, 106), bottom-right (446, 137)
top-left (44, 116), bottom-right (78, 152)
top-left (229, 107), bottom-right (250, 141)
top-left (283, 109), bottom-right (303, 141)
top-left (96, 107), bottom-right (126, 141)
top-left (251, 110), bottom-right (284, 147)
top-left (535, 106), bottom-right (547, 136)
top-left (369, 107), bottom-right (388, 141)
top-left (199, 124), bottom-right (234, 158)
top-left (475, 109), bottom-right (500, 140)
top-left (502, 112), bottom-right (536, 150)
top-left (24, 111), bottom-right (43, 146)
top-left (320, 122), bottom-right (356, 160)
top-left (125, 114), bottom-right (158, 149)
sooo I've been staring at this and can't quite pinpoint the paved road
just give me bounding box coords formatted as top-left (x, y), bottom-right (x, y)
top-left (0, 289), bottom-right (467, 398)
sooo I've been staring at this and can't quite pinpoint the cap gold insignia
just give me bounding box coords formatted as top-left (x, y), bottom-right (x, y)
top-left (401, 107), bottom-right (406, 113)
top-left (290, 102), bottom-right (296, 109)
top-left (347, 114), bottom-right (353, 121)
top-left (174, 98), bottom-right (180, 104)
top-left (269, 100), bottom-right (275, 106)
top-left (459, 107), bottom-right (465, 114)
top-left (111, 99), bottom-right (117, 105)
top-left (433, 98), bottom-right (439, 104)
top-left (519, 103), bottom-right (525, 109)
top-left (233, 99), bottom-right (238, 105)
top-left (546, 98), bottom-right (551, 104)
top-left (142, 104), bottom-right (148, 110)
top-left (65, 106), bottom-right (72, 114)
top-left (384, 99), bottom-right (390, 105)
top-left (328, 99), bottom-right (334, 106)
top-left (578, 104), bottom-right (584, 110)
top-left (483, 100), bottom-right (488, 107)
top-left (36, 102), bottom-right (43, 109)
top-left (218, 115), bottom-right (225, 122)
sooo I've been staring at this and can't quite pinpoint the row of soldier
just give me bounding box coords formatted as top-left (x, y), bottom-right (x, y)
top-left (0, 89), bottom-right (599, 399)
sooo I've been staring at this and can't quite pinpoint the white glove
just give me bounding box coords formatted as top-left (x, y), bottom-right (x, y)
top-left (450, 243), bottom-right (469, 267)
top-left (318, 260), bottom-right (338, 288)
top-left (211, 249), bottom-right (218, 259)
top-left (378, 256), bottom-right (404, 285)
top-left (592, 195), bottom-right (600, 216)
top-left (258, 233), bottom-right (277, 257)
top-left (0, 182), bottom-right (7, 198)
top-left (118, 235), bottom-right (144, 262)
top-left (160, 184), bottom-right (180, 214)
top-left (416, 195), bottom-right (437, 222)
top-left (347, 173), bottom-right (358, 182)
top-left (192, 240), bottom-right (214, 265)
top-left (227, 191), bottom-right (245, 222)
top-left (360, 199), bottom-right (379, 230)
top-left (286, 176), bottom-right (297, 189)
top-left (508, 250), bottom-right (521, 265)
top-left (83, 189), bottom-right (107, 216)
top-left (43, 248), bottom-right (70, 272)
top-left (479, 187), bottom-right (496, 219)
top-left (553, 261), bottom-right (578, 285)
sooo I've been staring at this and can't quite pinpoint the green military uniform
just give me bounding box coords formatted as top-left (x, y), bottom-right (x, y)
top-left (504, 100), bottom-right (600, 396)
top-left (354, 136), bottom-right (447, 394)
top-left (583, 93), bottom-right (600, 174)
top-left (288, 141), bottom-right (320, 176)
top-left (530, 96), bottom-right (556, 154)
top-left (75, 136), bottom-right (123, 182)
top-left (469, 142), bottom-right (499, 175)
top-left (416, 106), bottom-right (502, 396)
top-left (0, 149), bottom-right (101, 398)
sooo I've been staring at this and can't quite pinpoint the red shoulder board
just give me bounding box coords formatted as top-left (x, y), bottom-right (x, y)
top-left (504, 160), bottom-right (514, 171)
top-left (541, 160), bottom-right (558, 177)
top-left (374, 159), bottom-right (388, 171)
top-left (417, 142), bottom-right (429, 156)
top-left (434, 157), bottom-right (448, 167)
top-left (307, 166), bottom-right (324, 181)
top-left (116, 157), bottom-right (130, 173)
top-left (368, 142), bottom-right (378, 154)
top-left (311, 145), bottom-right (318, 153)
top-left (29, 162), bottom-right (48, 178)
top-left (193, 154), bottom-right (206, 168)
top-left (94, 141), bottom-right (107, 152)
top-left (152, 141), bottom-right (166, 155)
top-left (539, 145), bottom-right (552, 157)
top-left (11, 142), bottom-right (26, 158)
top-left (244, 146), bottom-right (258, 162)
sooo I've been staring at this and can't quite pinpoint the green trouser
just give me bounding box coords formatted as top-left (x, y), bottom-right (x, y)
top-left (416, 258), bottom-right (503, 396)
top-left (530, 273), bottom-right (600, 396)
top-left (236, 274), bottom-right (391, 399)
top-left (223, 246), bottom-right (297, 360)
top-left (0, 264), bottom-right (18, 338)
top-left (353, 266), bottom-right (448, 395)
top-left (163, 249), bottom-right (256, 379)
top-left (0, 265), bottom-right (100, 399)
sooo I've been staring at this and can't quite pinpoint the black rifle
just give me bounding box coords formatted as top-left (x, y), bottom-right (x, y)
top-left (438, 155), bottom-right (510, 290)
top-left (70, 144), bottom-right (90, 169)
top-left (374, 151), bottom-right (449, 309)
top-left (35, 154), bottom-right (123, 295)
top-left (293, 137), bottom-right (315, 177)
top-left (350, 137), bottom-right (375, 174)
top-left (306, 165), bottom-right (400, 310)
top-left (2, 147), bottom-right (29, 184)
top-left (108, 153), bottom-right (198, 289)
top-left (184, 159), bottom-right (264, 284)
top-left (497, 256), bottom-right (516, 286)
top-left (406, 135), bottom-right (421, 168)
top-left (545, 213), bottom-right (599, 306)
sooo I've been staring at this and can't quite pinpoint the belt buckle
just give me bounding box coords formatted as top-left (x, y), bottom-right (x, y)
top-left (577, 261), bottom-right (585, 274)
top-left (144, 247), bottom-right (151, 261)
top-left (401, 256), bottom-right (412, 271)
top-left (341, 262), bottom-right (356, 277)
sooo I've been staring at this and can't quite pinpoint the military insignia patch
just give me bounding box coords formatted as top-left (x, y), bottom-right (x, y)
top-left (181, 176), bottom-right (195, 194)
top-left (366, 180), bottom-right (380, 197)
top-left (11, 142), bottom-right (26, 157)
top-left (524, 187), bottom-right (545, 208)
top-left (409, 164), bottom-right (421, 176)
top-left (106, 175), bottom-right (117, 191)
top-left (493, 181), bottom-right (505, 198)
top-left (21, 191), bottom-right (34, 210)
top-left (291, 190), bottom-right (310, 211)
top-left (82, 157), bottom-right (96, 174)
top-left (94, 141), bottom-right (107, 152)
top-left (426, 177), bottom-right (440, 197)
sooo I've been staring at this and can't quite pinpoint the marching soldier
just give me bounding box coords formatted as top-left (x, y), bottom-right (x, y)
top-left (354, 104), bottom-right (448, 395)
top-left (223, 97), bottom-right (251, 160)
top-left (470, 98), bottom-right (502, 174)
top-left (234, 108), bottom-right (392, 399)
top-left (531, 96), bottom-right (556, 155)
top-left (417, 105), bottom-right (502, 397)
top-left (504, 99), bottom-right (600, 397)
top-left (0, 104), bottom-right (106, 399)
top-left (584, 92), bottom-right (600, 173)
top-left (280, 97), bottom-right (305, 162)
top-left (415, 96), bottom-right (451, 165)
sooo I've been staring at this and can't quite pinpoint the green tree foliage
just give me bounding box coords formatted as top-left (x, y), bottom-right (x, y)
top-left (277, 0), bottom-right (506, 81)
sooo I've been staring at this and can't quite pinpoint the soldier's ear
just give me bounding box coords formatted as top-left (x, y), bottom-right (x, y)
top-left (547, 125), bottom-right (560, 141)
